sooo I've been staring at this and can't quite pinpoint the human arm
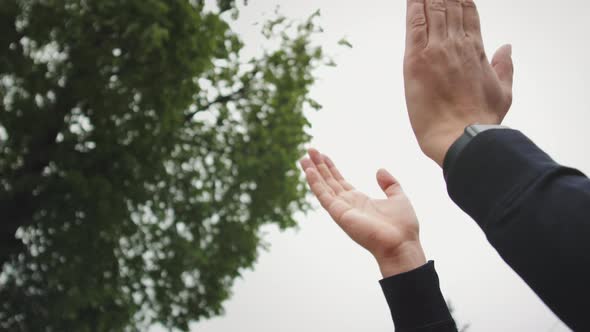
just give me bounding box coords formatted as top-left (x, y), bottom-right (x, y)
top-left (300, 149), bottom-right (457, 331)
top-left (402, 0), bottom-right (590, 330)
top-left (445, 129), bottom-right (590, 331)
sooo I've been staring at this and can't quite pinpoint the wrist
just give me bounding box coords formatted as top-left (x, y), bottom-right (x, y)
top-left (421, 128), bottom-right (464, 167)
top-left (375, 241), bottom-right (427, 278)
top-left (421, 116), bottom-right (502, 167)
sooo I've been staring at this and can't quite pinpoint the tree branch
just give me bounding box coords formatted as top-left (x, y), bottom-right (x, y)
top-left (185, 86), bottom-right (246, 121)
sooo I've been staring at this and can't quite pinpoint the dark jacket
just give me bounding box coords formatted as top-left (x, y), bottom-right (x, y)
top-left (380, 129), bottom-right (590, 331)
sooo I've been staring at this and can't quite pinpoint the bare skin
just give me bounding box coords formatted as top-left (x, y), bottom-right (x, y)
top-left (404, 0), bottom-right (514, 166)
top-left (300, 149), bottom-right (426, 278)
top-left (300, 0), bottom-right (514, 278)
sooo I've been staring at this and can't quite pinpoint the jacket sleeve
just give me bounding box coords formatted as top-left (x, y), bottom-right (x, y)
top-left (445, 129), bottom-right (590, 331)
top-left (380, 261), bottom-right (457, 332)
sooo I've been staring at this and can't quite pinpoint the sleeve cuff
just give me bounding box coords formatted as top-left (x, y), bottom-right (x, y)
top-left (445, 129), bottom-right (561, 228)
top-left (379, 261), bottom-right (456, 331)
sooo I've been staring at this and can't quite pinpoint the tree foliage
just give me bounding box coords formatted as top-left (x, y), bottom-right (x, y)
top-left (0, 0), bottom-right (327, 330)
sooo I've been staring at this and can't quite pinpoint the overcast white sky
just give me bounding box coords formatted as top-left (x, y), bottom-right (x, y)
top-left (157, 1), bottom-right (590, 331)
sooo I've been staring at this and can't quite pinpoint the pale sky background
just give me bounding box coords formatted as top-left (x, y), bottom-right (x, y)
top-left (155, 1), bottom-right (590, 331)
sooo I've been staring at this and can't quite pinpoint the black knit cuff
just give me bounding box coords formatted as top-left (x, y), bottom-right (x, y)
top-left (379, 261), bottom-right (456, 331)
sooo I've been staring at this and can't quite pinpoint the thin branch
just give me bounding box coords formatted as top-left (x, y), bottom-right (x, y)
top-left (186, 64), bottom-right (260, 121)
top-left (185, 86), bottom-right (246, 121)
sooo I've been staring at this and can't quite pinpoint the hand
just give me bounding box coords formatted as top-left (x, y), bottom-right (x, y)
top-left (404, 0), bottom-right (514, 166)
top-left (300, 149), bottom-right (426, 278)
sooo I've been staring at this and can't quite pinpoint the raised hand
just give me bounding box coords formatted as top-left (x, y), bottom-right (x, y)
top-left (404, 0), bottom-right (514, 166)
top-left (300, 149), bottom-right (426, 277)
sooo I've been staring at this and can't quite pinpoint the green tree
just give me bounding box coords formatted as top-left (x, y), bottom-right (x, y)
top-left (0, 1), bottom-right (327, 330)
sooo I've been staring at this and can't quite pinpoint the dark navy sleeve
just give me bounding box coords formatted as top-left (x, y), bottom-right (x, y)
top-left (445, 129), bottom-right (590, 331)
top-left (380, 261), bottom-right (457, 332)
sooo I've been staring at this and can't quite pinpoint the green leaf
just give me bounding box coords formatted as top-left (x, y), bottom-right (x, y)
top-left (0, 2), bottom-right (332, 331)
top-left (338, 38), bottom-right (353, 48)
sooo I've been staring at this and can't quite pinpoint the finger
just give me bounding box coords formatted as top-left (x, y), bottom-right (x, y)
top-left (406, 0), bottom-right (428, 52)
top-left (303, 158), bottom-right (335, 196)
top-left (426, 0), bottom-right (447, 43)
top-left (491, 44), bottom-right (514, 90)
top-left (305, 164), bottom-right (352, 222)
top-left (446, 0), bottom-right (464, 38)
top-left (305, 168), bottom-right (336, 209)
top-left (376, 169), bottom-right (402, 198)
top-left (309, 148), bottom-right (344, 194)
top-left (463, 0), bottom-right (483, 43)
top-left (322, 154), bottom-right (355, 191)
top-left (299, 158), bottom-right (316, 172)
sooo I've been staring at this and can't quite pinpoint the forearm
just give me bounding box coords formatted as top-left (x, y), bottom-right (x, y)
top-left (445, 129), bottom-right (590, 331)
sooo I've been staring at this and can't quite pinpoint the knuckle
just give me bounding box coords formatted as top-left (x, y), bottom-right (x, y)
top-left (404, 46), bottom-right (448, 75)
top-left (424, 45), bottom-right (448, 60)
top-left (428, 0), bottom-right (447, 12)
top-left (409, 14), bottom-right (427, 29)
top-left (449, 37), bottom-right (464, 50)
top-left (462, 0), bottom-right (477, 8)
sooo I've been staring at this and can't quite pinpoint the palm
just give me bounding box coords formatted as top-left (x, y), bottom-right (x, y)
top-left (301, 149), bottom-right (420, 259)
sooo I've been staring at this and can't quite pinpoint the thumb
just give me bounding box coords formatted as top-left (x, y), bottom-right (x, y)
top-left (491, 44), bottom-right (514, 90)
top-left (376, 169), bottom-right (402, 198)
